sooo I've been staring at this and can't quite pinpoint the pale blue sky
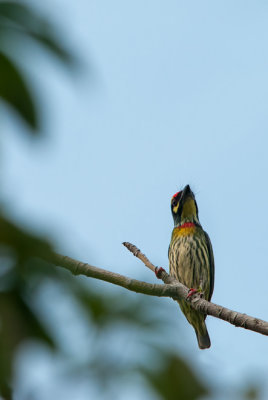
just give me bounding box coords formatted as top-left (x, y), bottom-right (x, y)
top-left (2, 0), bottom-right (268, 398)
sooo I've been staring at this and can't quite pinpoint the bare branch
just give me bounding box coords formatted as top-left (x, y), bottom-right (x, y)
top-left (47, 252), bottom-right (172, 297)
top-left (46, 245), bottom-right (268, 338)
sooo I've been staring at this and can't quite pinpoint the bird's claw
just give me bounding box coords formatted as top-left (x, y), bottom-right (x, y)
top-left (187, 288), bottom-right (204, 300)
top-left (187, 288), bottom-right (198, 300)
top-left (155, 267), bottom-right (166, 279)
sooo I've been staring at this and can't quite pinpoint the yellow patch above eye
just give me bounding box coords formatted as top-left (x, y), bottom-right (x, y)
top-left (181, 198), bottom-right (196, 218)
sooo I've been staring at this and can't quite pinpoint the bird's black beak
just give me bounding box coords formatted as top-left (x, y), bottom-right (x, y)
top-left (181, 184), bottom-right (193, 202)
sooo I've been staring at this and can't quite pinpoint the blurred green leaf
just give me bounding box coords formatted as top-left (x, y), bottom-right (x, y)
top-left (0, 1), bottom-right (39, 25)
top-left (0, 289), bottom-right (56, 397)
top-left (29, 30), bottom-right (76, 67)
top-left (71, 284), bottom-right (164, 332)
top-left (0, 215), bottom-right (53, 261)
top-left (143, 353), bottom-right (209, 400)
top-left (0, 1), bottom-right (77, 134)
top-left (0, 51), bottom-right (37, 129)
top-left (0, 215), bottom-right (58, 398)
top-left (0, 1), bottom-right (76, 67)
top-left (244, 386), bottom-right (260, 400)
top-left (0, 289), bottom-right (55, 352)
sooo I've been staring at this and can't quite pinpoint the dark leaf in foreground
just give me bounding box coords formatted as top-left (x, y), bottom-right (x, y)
top-left (0, 1), bottom-right (77, 68)
top-left (0, 289), bottom-right (56, 397)
top-left (143, 353), bottom-right (209, 400)
top-left (0, 52), bottom-right (37, 130)
top-left (71, 283), bottom-right (164, 331)
top-left (0, 1), bottom-right (77, 135)
top-left (244, 386), bottom-right (260, 400)
top-left (0, 215), bottom-right (53, 261)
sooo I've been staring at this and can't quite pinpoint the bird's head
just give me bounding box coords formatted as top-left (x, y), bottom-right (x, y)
top-left (171, 184), bottom-right (199, 226)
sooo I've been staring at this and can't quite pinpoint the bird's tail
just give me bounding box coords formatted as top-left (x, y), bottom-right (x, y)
top-left (194, 322), bottom-right (211, 350)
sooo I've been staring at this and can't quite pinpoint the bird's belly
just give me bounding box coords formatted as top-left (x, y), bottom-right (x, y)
top-left (169, 236), bottom-right (210, 297)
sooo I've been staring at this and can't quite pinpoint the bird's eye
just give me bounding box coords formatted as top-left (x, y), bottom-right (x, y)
top-left (171, 199), bottom-right (177, 208)
top-left (171, 191), bottom-right (182, 206)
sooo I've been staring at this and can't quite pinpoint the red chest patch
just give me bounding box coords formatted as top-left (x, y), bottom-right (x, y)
top-left (179, 222), bottom-right (196, 229)
top-left (173, 222), bottom-right (196, 238)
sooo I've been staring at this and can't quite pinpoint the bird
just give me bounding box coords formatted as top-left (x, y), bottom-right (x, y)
top-left (168, 184), bottom-right (214, 349)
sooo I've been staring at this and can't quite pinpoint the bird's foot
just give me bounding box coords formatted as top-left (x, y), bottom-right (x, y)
top-left (187, 287), bottom-right (203, 300)
top-left (187, 288), bottom-right (198, 299)
top-left (155, 267), bottom-right (166, 279)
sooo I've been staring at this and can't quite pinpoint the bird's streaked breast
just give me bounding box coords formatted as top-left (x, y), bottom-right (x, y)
top-left (169, 227), bottom-right (210, 299)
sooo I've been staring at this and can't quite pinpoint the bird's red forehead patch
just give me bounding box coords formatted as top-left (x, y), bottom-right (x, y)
top-left (172, 191), bottom-right (181, 199)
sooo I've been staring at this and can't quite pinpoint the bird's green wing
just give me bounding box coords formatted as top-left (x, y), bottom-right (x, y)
top-left (204, 231), bottom-right (214, 301)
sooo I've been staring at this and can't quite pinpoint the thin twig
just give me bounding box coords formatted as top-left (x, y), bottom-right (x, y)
top-left (123, 242), bottom-right (176, 284)
top-left (122, 242), bottom-right (156, 272)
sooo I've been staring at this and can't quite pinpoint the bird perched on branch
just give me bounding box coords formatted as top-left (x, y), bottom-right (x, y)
top-left (168, 185), bottom-right (214, 349)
